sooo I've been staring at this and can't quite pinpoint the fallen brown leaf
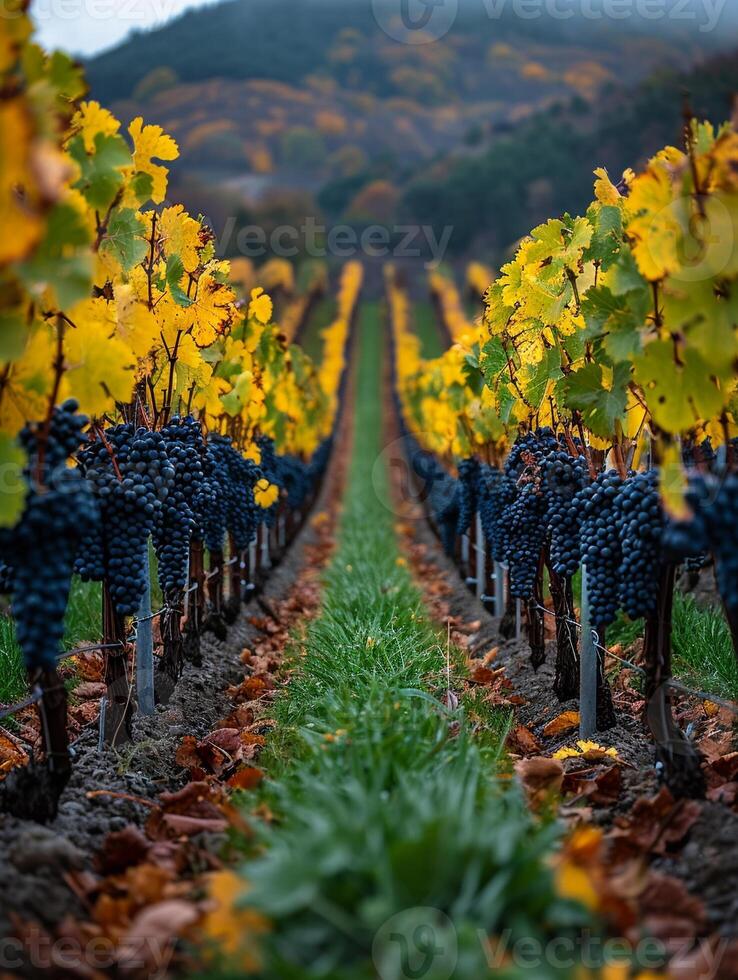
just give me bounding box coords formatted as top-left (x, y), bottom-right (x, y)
top-left (73, 682), bottom-right (107, 701)
top-left (515, 756), bottom-right (564, 808)
top-left (506, 724), bottom-right (543, 756)
top-left (96, 826), bottom-right (150, 875)
top-left (116, 899), bottom-right (199, 974)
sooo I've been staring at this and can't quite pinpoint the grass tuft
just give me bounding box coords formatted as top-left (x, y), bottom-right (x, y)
top-left (0, 616), bottom-right (26, 705)
top-left (672, 593), bottom-right (738, 700)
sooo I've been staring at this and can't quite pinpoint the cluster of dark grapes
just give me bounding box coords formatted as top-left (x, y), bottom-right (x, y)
top-left (153, 416), bottom-right (206, 593)
top-left (504, 427), bottom-right (559, 479)
top-left (76, 425), bottom-right (175, 615)
top-left (541, 449), bottom-right (589, 578)
top-left (577, 470), bottom-right (623, 628)
top-left (663, 472), bottom-right (738, 611)
top-left (614, 470), bottom-right (663, 619)
top-left (483, 472), bottom-right (517, 562)
top-left (505, 483), bottom-right (549, 599)
top-left (477, 465), bottom-right (500, 556)
top-left (403, 438), bottom-right (458, 554)
top-left (694, 474), bottom-right (738, 610)
top-left (433, 475), bottom-right (460, 556)
top-left (455, 457), bottom-right (480, 535)
top-left (210, 435), bottom-right (261, 552)
top-left (10, 401), bottom-right (98, 669)
top-left (477, 430), bottom-right (562, 599)
top-left (195, 442), bottom-right (229, 554)
top-left (264, 436), bottom-right (331, 514)
top-left (276, 454), bottom-right (312, 510)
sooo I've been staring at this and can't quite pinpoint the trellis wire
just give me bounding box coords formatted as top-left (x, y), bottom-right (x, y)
top-left (532, 601), bottom-right (738, 716)
top-left (461, 500), bottom-right (738, 717)
top-left (1, 560), bottom-right (246, 725)
top-left (0, 687), bottom-right (44, 723)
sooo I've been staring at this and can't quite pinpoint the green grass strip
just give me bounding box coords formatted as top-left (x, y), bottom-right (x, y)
top-left (215, 303), bottom-right (597, 980)
top-left (414, 300), bottom-right (446, 359)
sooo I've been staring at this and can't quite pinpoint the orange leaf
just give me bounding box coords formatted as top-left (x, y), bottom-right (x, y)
top-left (227, 767), bottom-right (264, 791)
top-left (542, 710), bottom-right (580, 738)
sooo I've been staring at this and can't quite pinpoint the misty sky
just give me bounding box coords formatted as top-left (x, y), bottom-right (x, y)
top-left (31, 0), bottom-right (220, 56)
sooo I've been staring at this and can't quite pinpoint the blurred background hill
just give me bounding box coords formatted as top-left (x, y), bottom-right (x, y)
top-left (81, 0), bottom-right (738, 268)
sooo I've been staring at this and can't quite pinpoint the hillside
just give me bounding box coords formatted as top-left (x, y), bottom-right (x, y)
top-left (401, 47), bottom-right (738, 257)
top-left (86, 0), bottom-right (723, 106)
top-left (87, 0), bottom-right (727, 181)
top-left (84, 0), bottom-right (738, 265)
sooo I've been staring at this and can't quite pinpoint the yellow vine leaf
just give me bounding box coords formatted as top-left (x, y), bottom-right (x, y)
top-left (593, 167), bottom-right (622, 206)
top-left (63, 298), bottom-right (134, 416)
top-left (128, 117), bottom-right (178, 204)
top-left (69, 100), bottom-right (120, 154)
top-left (659, 443), bottom-right (690, 521)
top-left (159, 204), bottom-right (201, 272)
top-left (0, 99), bottom-right (44, 265)
top-left (249, 287), bottom-right (273, 325)
top-left (254, 479), bottom-right (279, 508)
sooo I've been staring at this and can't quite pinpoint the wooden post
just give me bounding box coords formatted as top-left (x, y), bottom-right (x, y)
top-left (526, 554), bottom-right (546, 670)
top-left (643, 563), bottom-right (705, 798)
top-left (208, 548), bottom-right (224, 615)
top-left (548, 558), bottom-right (580, 701)
top-left (103, 580), bottom-right (132, 746)
top-left (183, 539), bottom-right (204, 666)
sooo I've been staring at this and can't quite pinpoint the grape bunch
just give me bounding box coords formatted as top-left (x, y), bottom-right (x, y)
top-left (77, 425), bottom-right (175, 615)
top-left (275, 453), bottom-right (313, 510)
top-left (541, 450), bottom-right (589, 578)
top-left (671, 472), bottom-right (738, 611)
top-left (614, 470), bottom-right (663, 619)
top-left (11, 401), bottom-right (98, 669)
top-left (455, 457), bottom-right (480, 535)
top-left (698, 474), bottom-right (738, 610)
top-left (307, 436), bottom-right (332, 488)
top-left (153, 416), bottom-right (207, 593)
top-left (577, 470), bottom-right (623, 628)
top-left (19, 398), bottom-right (90, 473)
top-left (482, 471), bottom-right (517, 563)
top-left (505, 428), bottom-right (559, 480)
top-left (195, 442), bottom-right (229, 554)
top-left (505, 483), bottom-right (549, 600)
top-left (211, 435), bottom-right (261, 552)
